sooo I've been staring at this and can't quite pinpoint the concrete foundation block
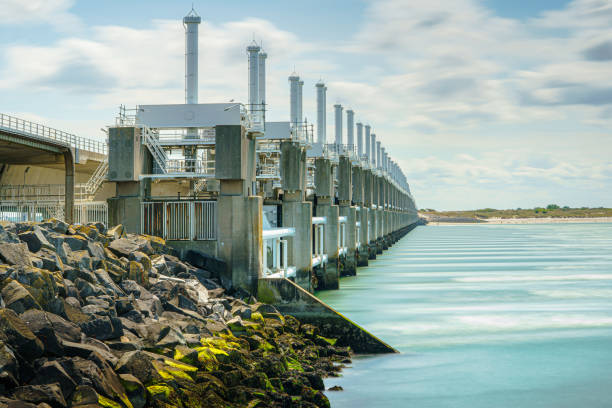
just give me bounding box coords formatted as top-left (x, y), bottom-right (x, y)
top-left (357, 244), bottom-right (369, 266)
top-left (282, 200), bottom-right (313, 292)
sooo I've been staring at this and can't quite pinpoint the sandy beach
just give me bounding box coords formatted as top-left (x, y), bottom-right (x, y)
top-left (425, 216), bottom-right (612, 225)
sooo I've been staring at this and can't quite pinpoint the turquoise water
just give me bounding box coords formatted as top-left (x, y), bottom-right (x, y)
top-left (317, 223), bottom-right (612, 408)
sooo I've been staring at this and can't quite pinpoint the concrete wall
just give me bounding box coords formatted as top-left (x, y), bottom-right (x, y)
top-left (257, 277), bottom-right (397, 353)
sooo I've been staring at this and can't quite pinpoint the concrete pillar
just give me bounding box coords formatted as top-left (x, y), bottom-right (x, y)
top-left (314, 157), bottom-right (339, 289)
top-left (338, 155), bottom-right (356, 276)
top-left (281, 141), bottom-right (313, 291)
top-left (63, 149), bottom-right (75, 225)
top-left (215, 125), bottom-right (262, 293)
top-left (352, 165), bottom-right (368, 266)
top-left (363, 168), bottom-right (376, 260)
top-left (107, 127), bottom-right (152, 234)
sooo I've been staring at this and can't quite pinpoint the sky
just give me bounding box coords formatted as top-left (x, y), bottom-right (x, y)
top-left (0, 0), bottom-right (611, 210)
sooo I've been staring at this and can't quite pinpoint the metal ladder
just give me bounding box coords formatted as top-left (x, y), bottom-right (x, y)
top-left (140, 125), bottom-right (167, 174)
top-left (82, 157), bottom-right (109, 199)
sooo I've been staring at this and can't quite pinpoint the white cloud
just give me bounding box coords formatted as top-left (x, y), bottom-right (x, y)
top-left (0, 0), bottom-right (80, 30)
top-left (1, 0), bottom-right (611, 209)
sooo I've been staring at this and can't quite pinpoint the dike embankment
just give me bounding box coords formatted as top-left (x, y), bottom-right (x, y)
top-left (0, 219), bottom-right (355, 408)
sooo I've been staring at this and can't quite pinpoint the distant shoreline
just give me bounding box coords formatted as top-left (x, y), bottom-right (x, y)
top-left (424, 216), bottom-right (612, 225)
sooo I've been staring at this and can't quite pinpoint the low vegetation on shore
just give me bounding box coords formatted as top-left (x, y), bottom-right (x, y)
top-left (420, 205), bottom-right (612, 220)
top-left (0, 219), bottom-right (349, 407)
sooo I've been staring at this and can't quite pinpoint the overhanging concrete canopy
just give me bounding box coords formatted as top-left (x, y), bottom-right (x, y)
top-left (0, 129), bottom-right (75, 223)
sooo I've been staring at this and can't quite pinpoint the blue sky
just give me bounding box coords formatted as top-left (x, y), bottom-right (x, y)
top-left (0, 0), bottom-right (611, 210)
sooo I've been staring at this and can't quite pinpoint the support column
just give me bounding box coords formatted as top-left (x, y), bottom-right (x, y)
top-left (363, 168), bottom-right (376, 260)
top-left (338, 155), bottom-right (356, 276)
top-left (281, 141), bottom-right (313, 291)
top-left (107, 126), bottom-right (152, 234)
top-left (63, 149), bottom-right (75, 225)
top-left (215, 125), bottom-right (262, 293)
top-left (373, 173), bottom-right (383, 255)
top-left (352, 165), bottom-right (368, 266)
top-left (314, 156), bottom-right (339, 290)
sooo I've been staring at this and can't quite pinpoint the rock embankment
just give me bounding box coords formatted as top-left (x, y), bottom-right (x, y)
top-left (0, 219), bottom-right (350, 408)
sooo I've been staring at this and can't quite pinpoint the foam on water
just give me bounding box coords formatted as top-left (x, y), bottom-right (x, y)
top-left (317, 223), bottom-right (612, 408)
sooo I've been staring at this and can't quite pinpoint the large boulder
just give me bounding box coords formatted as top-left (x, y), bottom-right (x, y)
top-left (114, 350), bottom-right (163, 385)
top-left (40, 219), bottom-right (69, 234)
top-left (13, 383), bottom-right (67, 408)
top-left (1, 280), bottom-right (41, 314)
top-left (108, 237), bottom-right (153, 258)
top-left (30, 360), bottom-right (77, 399)
top-left (20, 310), bottom-right (82, 353)
top-left (6, 266), bottom-right (61, 309)
top-left (79, 316), bottom-right (123, 341)
top-left (127, 261), bottom-right (149, 288)
top-left (18, 227), bottom-right (54, 253)
top-left (62, 235), bottom-right (88, 252)
top-left (0, 243), bottom-right (32, 267)
top-left (118, 374), bottom-right (146, 408)
top-left (86, 241), bottom-right (105, 261)
top-left (0, 223), bottom-right (20, 244)
top-left (0, 340), bottom-right (19, 393)
top-left (129, 252), bottom-right (151, 274)
top-left (0, 308), bottom-right (44, 360)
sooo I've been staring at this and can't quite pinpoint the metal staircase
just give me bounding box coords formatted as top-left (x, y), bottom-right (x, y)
top-left (140, 125), bottom-right (168, 174)
top-left (81, 157), bottom-right (108, 199)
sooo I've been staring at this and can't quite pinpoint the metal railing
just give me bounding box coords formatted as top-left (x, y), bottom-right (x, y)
top-left (165, 158), bottom-right (215, 175)
top-left (0, 113), bottom-right (107, 154)
top-left (141, 200), bottom-right (217, 241)
top-left (262, 227), bottom-right (295, 277)
top-left (247, 103), bottom-right (265, 134)
top-left (338, 215), bottom-right (347, 255)
top-left (290, 121), bottom-right (314, 144)
top-left (74, 202), bottom-right (108, 225)
top-left (157, 128), bottom-right (216, 145)
top-left (0, 200), bottom-right (108, 225)
top-left (83, 157), bottom-right (108, 198)
top-left (312, 216), bottom-right (327, 267)
top-left (256, 162), bottom-right (281, 179)
top-left (0, 179), bottom-right (107, 202)
top-left (140, 125), bottom-right (168, 173)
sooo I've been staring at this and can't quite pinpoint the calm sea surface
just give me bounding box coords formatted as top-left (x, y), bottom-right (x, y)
top-left (317, 223), bottom-right (612, 408)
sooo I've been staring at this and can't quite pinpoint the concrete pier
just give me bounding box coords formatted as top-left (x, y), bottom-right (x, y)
top-left (338, 155), bottom-right (356, 276)
top-left (314, 156), bottom-right (339, 290)
top-left (280, 140), bottom-right (313, 291)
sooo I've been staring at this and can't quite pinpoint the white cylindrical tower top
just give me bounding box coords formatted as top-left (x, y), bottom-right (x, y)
top-left (297, 80), bottom-right (304, 126)
top-left (247, 42), bottom-right (260, 111)
top-left (316, 81), bottom-right (326, 146)
top-left (381, 148), bottom-right (386, 172)
top-left (346, 110), bottom-right (354, 149)
top-left (289, 73), bottom-right (300, 126)
top-left (371, 133), bottom-right (377, 167)
top-left (356, 122), bottom-right (363, 158)
top-left (184, 8), bottom-right (201, 104)
top-left (334, 104), bottom-right (343, 146)
top-left (258, 50), bottom-right (267, 108)
top-left (365, 125), bottom-right (371, 161)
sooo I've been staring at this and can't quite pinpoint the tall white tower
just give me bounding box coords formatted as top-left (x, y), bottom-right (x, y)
top-left (247, 42), bottom-right (260, 110)
top-left (356, 122), bottom-right (363, 157)
top-left (258, 50), bottom-right (267, 108)
top-left (297, 80), bottom-right (304, 126)
top-left (371, 133), bottom-right (377, 167)
top-left (316, 81), bottom-right (326, 146)
top-left (346, 110), bottom-right (354, 149)
top-left (289, 73), bottom-right (300, 127)
top-left (365, 125), bottom-right (371, 162)
top-left (334, 104), bottom-right (343, 146)
top-left (184, 8), bottom-right (201, 105)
